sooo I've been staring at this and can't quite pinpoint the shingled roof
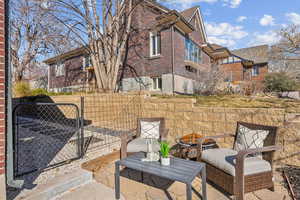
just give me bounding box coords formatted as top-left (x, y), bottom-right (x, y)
top-left (180, 6), bottom-right (199, 22)
top-left (231, 45), bottom-right (269, 64)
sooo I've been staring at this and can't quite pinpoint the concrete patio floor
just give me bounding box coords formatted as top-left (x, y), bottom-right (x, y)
top-left (53, 181), bottom-right (125, 200)
top-left (84, 152), bottom-right (291, 200)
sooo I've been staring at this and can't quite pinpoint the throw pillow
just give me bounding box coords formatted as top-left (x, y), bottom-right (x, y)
top-left (234, 125), bottom-right (269, 157)
top-left (140, 121), bottom-right (160, 139)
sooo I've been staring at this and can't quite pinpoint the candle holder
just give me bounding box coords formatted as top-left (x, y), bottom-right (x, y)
top-left (141, 138), bottom-right (159, 162)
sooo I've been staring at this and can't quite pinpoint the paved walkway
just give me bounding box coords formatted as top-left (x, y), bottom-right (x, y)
top-left (53, 181), bottom-right (125, 200)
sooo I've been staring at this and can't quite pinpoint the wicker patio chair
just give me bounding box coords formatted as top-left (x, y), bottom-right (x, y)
top-left (197, 122), bottom-right (280, 200)
top-left (120, 118), bottom-right (168, 159)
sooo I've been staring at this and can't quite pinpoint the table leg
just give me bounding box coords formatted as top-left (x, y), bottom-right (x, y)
top-left (115, 162), bottom-right (120, 200)
top-left (186, 183), bottom-right (192, 200)
top-left (201, 165), bottom-right (207, 200)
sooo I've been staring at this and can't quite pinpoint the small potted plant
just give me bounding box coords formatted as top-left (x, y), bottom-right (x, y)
top-left (160, 141), bottom-right (171, 166)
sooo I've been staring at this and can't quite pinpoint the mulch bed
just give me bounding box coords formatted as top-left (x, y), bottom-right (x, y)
top-left (278, 165), bottom-right (300, 200)
top-left (81, 151), bottom-right (120, 172)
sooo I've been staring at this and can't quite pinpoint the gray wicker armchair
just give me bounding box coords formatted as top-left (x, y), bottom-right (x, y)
top-left (197, 122), bottom-right (280, 200)
top-left (120, 118), bottom-right (168, 159)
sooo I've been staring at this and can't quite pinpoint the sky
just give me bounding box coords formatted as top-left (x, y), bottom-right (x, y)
top-left (159, 0), bottom-right (300, 50)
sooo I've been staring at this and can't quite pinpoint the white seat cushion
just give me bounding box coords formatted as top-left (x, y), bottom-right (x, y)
top-left (201, 148), bottom-right (271, 176)
top-left (127, 138), bottom-right (160, 153)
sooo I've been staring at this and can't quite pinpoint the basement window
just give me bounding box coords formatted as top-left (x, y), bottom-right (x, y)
top-left (185, 66), bottom-right (197, 73)
top-left (151, 77), bottom-right (162, 91)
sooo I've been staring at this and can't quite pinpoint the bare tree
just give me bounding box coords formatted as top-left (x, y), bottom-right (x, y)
top-left (269, 24), bottom-right (300, 80)
top-left (194, 61), bottom-right (225, 95)
top-left (44, 0), bottom-right (145, 92)
top-left (10, 0), bottom-right (71, 82)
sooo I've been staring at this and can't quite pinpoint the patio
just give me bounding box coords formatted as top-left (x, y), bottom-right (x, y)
top-left (81, 151), bottom-right (289, 200)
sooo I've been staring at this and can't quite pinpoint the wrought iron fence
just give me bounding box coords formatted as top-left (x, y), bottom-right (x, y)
top-left (13, 103), bottom-right (82, 177)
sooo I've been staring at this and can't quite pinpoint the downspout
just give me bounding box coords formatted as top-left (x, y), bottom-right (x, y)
top-left (6, 0), bottom-right (24, 188)
top-left (171, 26), bottom-right (175, 94)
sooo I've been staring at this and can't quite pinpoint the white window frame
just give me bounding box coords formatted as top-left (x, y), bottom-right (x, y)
top-left (55, 62), bottom-right (65, 77)
top-left (184, 37), bottom-right (202, 64)
top-left (151, 77), bottom-right (162, 91)
top-left (83, 54), bottom-right (92, 71)
top-left (150, 32), bottom-right (161, 57)
top-left (252, 66), bottom-right (259, 76)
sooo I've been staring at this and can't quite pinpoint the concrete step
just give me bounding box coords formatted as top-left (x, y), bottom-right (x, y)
top-left (17, 169), bottom-right (93, 200)
top-left (53, 181), bottom-right (125, 200)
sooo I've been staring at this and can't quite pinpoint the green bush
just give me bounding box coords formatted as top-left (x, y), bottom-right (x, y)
top-left (13, 81), bottom-right (32, 97)
top-left (30, 88), bottom-right (49, 96)
top-left (264, 73), bottom-right (298, 92)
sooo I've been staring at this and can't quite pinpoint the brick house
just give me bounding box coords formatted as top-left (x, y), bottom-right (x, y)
top-left (220, 45), bottom-right (269, 85)
top-left (44, 0), bottom-right (229, 94)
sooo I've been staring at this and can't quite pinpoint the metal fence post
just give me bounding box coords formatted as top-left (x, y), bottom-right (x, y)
top-left (80, 96), bottom-right (85, 158)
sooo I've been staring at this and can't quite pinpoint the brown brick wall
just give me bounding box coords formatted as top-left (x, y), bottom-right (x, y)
top-left (221, 62), bottom-right (244, 82)
top-left (221, 62), bottom-right (268, 84)
top-left (0, 0), bottom-right (5, 176)
top-left (250, 64), bottom-right (268, 81)
top-left (49, 55), bottom-right (89, 89)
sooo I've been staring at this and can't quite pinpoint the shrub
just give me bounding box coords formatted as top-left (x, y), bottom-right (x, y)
top-left (264, 73), bottom-right (298, 92)
top-left (13, 81), bottom-right (32, 97)
top-left (31, 88), bottom-right (49, 96)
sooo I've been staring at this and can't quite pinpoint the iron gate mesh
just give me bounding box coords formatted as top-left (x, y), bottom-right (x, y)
top-left (13, 103), bottom-right (82, 177)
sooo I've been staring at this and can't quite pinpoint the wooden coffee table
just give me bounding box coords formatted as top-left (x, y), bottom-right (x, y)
top-left (115, 152), bottom-right (207, 200)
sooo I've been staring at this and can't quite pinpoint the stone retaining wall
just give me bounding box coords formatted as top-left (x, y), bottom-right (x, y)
top-left (21, 94), bottom-right (300, 166)
top-left (141, 96), bottom-right (299, 166)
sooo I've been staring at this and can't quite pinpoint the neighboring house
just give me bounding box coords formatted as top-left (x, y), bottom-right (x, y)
top-left (44, 0), bottom-right (229, 94)
top-left (121, 1), bottom-right (229, 94)
top-left (44, 47), bottom-right (96, 92)
top-left (220, 45), bottom-right (269, 85)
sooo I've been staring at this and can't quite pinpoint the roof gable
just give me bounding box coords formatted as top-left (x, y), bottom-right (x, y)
top-left (181, 6), bottom-right (207, 43)
top-left (181, 6), bottom-right (198, 21)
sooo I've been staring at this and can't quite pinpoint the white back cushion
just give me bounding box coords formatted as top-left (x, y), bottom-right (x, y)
top-left (140, 121), bottom-right (160, 139)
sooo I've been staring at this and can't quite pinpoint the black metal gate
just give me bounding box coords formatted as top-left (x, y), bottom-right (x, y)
top-left (13, 103), bottom-right (82, 177)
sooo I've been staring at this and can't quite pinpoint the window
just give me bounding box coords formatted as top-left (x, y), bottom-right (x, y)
top-left (185, 66), bottom-right (197, 73)
top-left (83, 54), bottom-right (92, 70)
top-left (55, 62), bottom-right (65, 76)
top-left (252, 66), bottom-right (259, 76)
top-left (185, 38), bottom-right (202, 64)
top-left (150, 32), bottom-right (161, 57)
top-left (221, 56), bottom-right (242, 64)
top-left (151, 77), bottom-right (162, 90)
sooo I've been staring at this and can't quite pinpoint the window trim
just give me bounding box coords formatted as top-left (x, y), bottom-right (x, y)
top-left (184, 37), bottom-right (202, 64)
top-left (151, 77), bottom-right (162, 91)
top-left (55, 62), bottom-right (65, 77)
top-left (252, 65), bottom-right (259, 76)
top-left (83, 54), bottom-right (92, 71)
top-left (150, 32), bottom-right (161, 57)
